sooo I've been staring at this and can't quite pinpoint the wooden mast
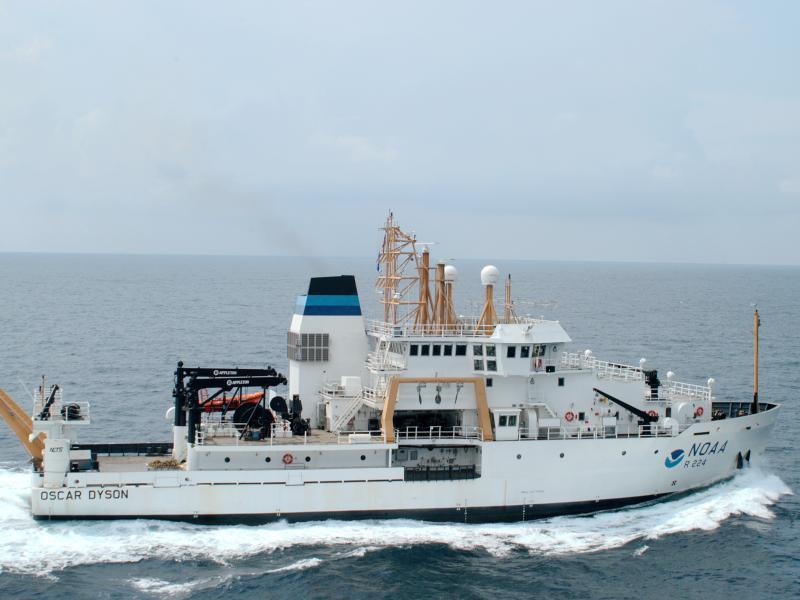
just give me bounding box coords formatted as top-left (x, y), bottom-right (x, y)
top-left (435, 261), bottom-right (446, 330)
top-left (415, 247), bottom-right (433, 329)
top-left (752, 308), bottom-right (760, 414)
top-left (503, 274), bottom-right (516, 324)
top-left (375, 212), bottom-right (425, 326)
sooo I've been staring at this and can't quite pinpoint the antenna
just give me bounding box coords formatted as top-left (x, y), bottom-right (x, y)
top-left (751, 306), bottom-right (760, 414)
top-left (375, 212), bottom-right (427, 326)
top-left (476, 265), bottom-right (499, 333)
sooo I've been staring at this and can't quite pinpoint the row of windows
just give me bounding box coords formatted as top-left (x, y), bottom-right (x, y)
top-left (505, 344), bottom-right (549, 358)
top-left (410, 343), bottom-right (555, 359)
top-left (409, 343), bottom-right (468, 357)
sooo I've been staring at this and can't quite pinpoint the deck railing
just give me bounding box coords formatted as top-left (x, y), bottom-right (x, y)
top-left (195, 422), bottom-right (388, 446)
top-left (518, 422), bottom-right (692, 440)
top-left (365, 316), bottom-right (547, 339)
top-left (32, 386), bottom-right (91, 424)
top-left (395, 425), bottom-right (483, 441)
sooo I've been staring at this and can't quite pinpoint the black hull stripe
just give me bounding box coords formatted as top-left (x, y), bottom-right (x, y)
top-left (34, 492), bottom-right (671, 524)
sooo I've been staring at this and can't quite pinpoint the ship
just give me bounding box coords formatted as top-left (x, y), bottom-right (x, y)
top-left (0, 213), bottom-right (778, 522)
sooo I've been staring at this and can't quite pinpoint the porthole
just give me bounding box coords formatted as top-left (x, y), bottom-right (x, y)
top-left (516, 454), bottom-right (522, 460)
top-left (622, 450), bottom-right (627, 456)
top-left (305, 456), bottom-right (311, 463)
top-left (360, 455), bottom-right (366, 461)
top-left (654, 450), bottom-right (659, 454)
top-left (265, 457), bottom-right (271, 462)
top-left (559, 453), bottom-right (564, 458)
top-left (224, 457), bottom-right (230, 463)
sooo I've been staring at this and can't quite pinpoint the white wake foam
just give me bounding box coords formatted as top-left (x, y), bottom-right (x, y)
top-left (0, 466), bottom-right (790, 576)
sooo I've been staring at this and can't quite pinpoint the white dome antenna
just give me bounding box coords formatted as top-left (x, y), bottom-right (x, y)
top-left (480, 265), bottom-right (499, 286)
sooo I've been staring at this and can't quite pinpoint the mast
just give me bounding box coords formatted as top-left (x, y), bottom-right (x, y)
top-left (434, 261), bottom-right (446, 330)
top-left (375, 212), bottom-right (425, 326)
top-left (415, 247), bottom-right (433, 328)
top-left (476, 265), bottom-right (498, 333)
top-left (503, 274), bottom-right (517, 324)
top-left (752, 308), bottom-right (760, 414)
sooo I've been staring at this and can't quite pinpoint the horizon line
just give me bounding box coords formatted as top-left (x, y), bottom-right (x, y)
top-left (1, 250), bottom-right (798, 269)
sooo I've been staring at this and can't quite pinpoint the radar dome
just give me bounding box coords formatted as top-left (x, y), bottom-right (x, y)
top-left (444, 264), bottom-right (458, 282)
top-left (480, 265), bottom-right (499, 286)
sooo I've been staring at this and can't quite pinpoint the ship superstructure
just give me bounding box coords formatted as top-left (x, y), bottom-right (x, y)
top-left (0, 213), bottom-right (779, 522)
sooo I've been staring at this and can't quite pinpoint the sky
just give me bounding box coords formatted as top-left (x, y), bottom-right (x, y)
top-left (1, 1), bottom-right (799, 264)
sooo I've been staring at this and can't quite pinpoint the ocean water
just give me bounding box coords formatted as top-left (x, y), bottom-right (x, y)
top-left (0, 254), bottom-right (797, 599)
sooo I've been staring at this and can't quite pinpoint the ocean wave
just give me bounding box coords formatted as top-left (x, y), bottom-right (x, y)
top-left (0, 467), bottom-right (790, 576)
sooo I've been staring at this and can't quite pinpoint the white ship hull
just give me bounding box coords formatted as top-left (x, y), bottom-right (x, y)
top-left (31, 407), bottom-right (776, 522)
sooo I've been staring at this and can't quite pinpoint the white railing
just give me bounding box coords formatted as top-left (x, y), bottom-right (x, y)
top-left (561, 352), bottom-right (645, 381)
top-left (395, 426), bottom-right (483, 441)
top-left (661, 380), bottom-right (712, 402)
top-left (365, 316), bottom-right (548, 339)
top-left (361, 387), bottom-right (386, 409)
top-left (32, 387), bottom-right (90, 424)
top-left (195, 423), bottom-right (387, 446)
top-left (366, 343), bottom-right (406, 372)
top-left (518, 422), bottom-right (691, 440)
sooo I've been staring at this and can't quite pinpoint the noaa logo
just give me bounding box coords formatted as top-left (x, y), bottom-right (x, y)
top-left (664, 449), bottom-right (685, 468)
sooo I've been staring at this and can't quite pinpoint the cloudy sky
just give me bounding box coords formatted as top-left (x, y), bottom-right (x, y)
top-left (1, 1), bottom-right (799, 264)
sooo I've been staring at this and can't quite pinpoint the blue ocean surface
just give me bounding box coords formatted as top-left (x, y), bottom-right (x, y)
top-left (0, 254), bottom-right (797, 599)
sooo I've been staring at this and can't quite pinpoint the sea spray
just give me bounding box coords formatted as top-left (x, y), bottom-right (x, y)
top-left (0, 467), bottom-right (790, 576)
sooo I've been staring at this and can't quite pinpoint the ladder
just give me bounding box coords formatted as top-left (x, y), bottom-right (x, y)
top-left (331, 391), bottom-right (364, 432)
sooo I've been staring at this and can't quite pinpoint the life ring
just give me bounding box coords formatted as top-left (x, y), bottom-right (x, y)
top-left (694, 406), bottom-right (704, 418)
top-left (564, 411), bottom-right (576, 422)
top-left (282, 453), bottom-right (294, 465)
top-left (647, 410), bottom-right (658, 418)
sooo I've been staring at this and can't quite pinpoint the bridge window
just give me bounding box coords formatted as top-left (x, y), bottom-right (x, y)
top-left (420, 344), bottom-right (430, 356)
top-left (558, 377), bottom-right (565, 387)
top-left (487, 360), bottom-right (497, 372)
top-left (473, 359), bottom-right (483, 371)
top-left (443, 344), bottom-right (453, 356)
top-left (520, 346), bottom-right (530, 358)
top-left (456, 344), bottom-right (467, 356)
top-left (432, 344), bottom-right (442, 356)
top-left (508, 415), bottom-right (517, 427)
top-left (486, 345), bottom-right (496, 357)
top-left (409, 344), bottom-right (419, 356)
top-left (507, 346), bottom-right (516, 358)
top-left (499, 415), bottom-right (508, 426)
top-left (473, 345), bottom-right (483, 357)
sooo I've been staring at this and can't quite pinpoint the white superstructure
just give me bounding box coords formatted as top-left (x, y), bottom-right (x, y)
top-left (4, 213), bottom-right (778, 522)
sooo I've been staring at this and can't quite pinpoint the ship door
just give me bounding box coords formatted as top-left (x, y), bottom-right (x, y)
top-left (493, 409), bottom-right (521, 441)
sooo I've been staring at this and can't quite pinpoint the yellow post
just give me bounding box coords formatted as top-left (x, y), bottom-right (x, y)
top-left (0, 388), bottom-right (45, 461)
top-left (381, 376), bottom-right (494, 442)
